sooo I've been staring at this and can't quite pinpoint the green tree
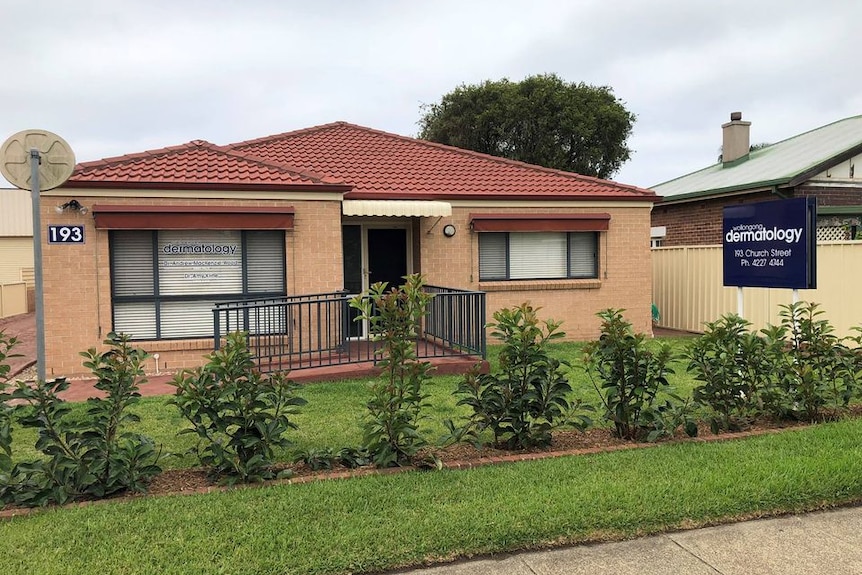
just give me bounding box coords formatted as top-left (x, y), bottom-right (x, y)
top-left (418, 74), bottom-right (635, 179)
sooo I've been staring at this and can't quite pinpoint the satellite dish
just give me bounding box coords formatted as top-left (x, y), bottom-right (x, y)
top-left (0, 129), bottom-right (76, 191)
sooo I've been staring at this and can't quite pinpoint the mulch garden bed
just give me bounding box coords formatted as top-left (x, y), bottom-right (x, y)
top-left (1, 411), bottom-right (851, 518)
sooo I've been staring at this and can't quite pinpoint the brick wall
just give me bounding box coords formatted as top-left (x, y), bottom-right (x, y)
top-left (795, 185), bottom-right (862, 206)
top-left (418, 204), bottom-right (655, 340)
top-left (651, 191), bottom-right (776, 246)
top-left (652, 184), bottom-right (862, 247)
top-left (41, 195), bottom-right (342, 378)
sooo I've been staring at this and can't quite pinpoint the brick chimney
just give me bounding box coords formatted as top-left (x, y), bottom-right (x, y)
top-left (722, 111), bottom-right (751, 165)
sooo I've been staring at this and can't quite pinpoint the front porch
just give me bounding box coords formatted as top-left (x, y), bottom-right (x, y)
top-left (212, 285), bottom-right (488, 380)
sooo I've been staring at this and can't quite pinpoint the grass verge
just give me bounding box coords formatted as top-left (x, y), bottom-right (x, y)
top-left (2, 418), bottom-right (861, 574)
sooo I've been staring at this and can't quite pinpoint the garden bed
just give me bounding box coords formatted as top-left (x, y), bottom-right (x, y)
top-left (132, 417), bottom-right (816, 499)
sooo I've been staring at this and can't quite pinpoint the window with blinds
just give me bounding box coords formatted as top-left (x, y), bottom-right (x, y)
top-left (110, 230), bottom-right (285, 340)
top-left (478, 231), bottom-right (598, 280)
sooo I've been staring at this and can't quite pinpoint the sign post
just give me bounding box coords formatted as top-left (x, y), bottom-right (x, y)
top-left (0, 130), bottom-right (76, 382)
top-left (723, 197), bottom-right (817, 318)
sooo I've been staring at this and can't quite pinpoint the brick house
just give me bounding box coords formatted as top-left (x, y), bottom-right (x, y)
top-left (651, 113), bottom-right (862, 246)
top-left (42, 122), bottom-right (658, 377)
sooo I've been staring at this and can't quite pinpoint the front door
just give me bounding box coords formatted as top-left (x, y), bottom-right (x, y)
top-left (368, 228), bottom-right (408, 288)
top-left (342, 224), bottom-right (410, 338)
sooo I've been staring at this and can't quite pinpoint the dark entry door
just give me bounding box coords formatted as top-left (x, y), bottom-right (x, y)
top-left (368, 228), bottom-right (408, 289)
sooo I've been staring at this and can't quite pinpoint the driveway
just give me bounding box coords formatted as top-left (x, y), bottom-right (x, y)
top-left (0, 312), bottom-right (35, 377)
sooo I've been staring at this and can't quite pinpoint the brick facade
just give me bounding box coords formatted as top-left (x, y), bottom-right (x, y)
top-left (41, 194), bottom-right (653, 377)
top-left (419, 204), bottom-right (655, 340)
top-left (651, 190), bottom-right (776, 246)
top-left (41, 194), bottom-right (343, 377)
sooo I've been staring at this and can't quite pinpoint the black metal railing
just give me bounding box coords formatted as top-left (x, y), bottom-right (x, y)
top-left (213, 286), bottom-right (485, 373)
top-left (422, 285), bottom-right (486, 358)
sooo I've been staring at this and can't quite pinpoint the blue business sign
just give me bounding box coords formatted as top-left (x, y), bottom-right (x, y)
top-left (723, 197), bottom-right (817, 289)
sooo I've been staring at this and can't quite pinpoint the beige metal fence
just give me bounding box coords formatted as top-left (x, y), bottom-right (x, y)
top-left (652, 242), bottom-right (862, 338)
top-left (0, 282), bottom-right (27, 319)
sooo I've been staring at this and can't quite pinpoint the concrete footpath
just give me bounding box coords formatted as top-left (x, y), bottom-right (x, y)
top-left (395, 505), bottom-right (862, 575)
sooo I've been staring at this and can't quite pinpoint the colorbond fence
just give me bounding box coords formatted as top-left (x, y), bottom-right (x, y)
top-left (652, 242), bottom-right (862, 338)
top-left (0, 282), bottom-right (27, 319)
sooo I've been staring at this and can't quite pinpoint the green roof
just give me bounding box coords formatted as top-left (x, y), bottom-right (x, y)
top-left (652, 115), bottom-right (862, 201)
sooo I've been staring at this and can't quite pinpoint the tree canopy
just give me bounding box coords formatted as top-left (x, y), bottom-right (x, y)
top-left (418, 74), bottom-right (636, 179)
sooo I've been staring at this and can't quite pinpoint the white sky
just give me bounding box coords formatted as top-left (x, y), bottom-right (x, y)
top-left (1, 0), bottom-right (860, 190)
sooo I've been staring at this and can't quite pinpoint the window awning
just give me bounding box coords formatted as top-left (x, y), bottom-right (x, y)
top-left (342, 200), bottom-right (452, 217)
top-left (469, 213), bottom-right (610, 232)
top-left (92, 205), bottom-right (295, 230)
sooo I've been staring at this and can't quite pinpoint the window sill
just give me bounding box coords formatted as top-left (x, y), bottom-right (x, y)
top-left (479, 279), bottom-right (602, 292)
top-left (132, 338), bottom-right (216, 352)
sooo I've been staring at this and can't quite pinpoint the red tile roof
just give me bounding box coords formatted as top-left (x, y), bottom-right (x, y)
top-left (229, 122), bottom-right (657, 201)
top-left (66, 123), bottom-right (656, 201)
top-left (66, 140), bottom-right (348, 191)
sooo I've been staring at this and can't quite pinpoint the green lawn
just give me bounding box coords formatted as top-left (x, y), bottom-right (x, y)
top-left (4, 337), bottom-right (861, 574)
top-left (2, 419), bottom-right (861, 574)
top-left (9, 337), bottom-right (699, 468)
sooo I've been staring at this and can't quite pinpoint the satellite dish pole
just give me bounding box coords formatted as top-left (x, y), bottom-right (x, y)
top-left (1, 130), bottom-right (76, 382)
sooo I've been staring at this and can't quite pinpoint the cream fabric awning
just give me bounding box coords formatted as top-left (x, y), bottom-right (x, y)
top-left (342, 200), bottom-right (452, 217)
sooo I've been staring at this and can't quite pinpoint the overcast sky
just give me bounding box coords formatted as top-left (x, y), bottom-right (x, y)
top-left (2, 0), bottom-right (860, 190)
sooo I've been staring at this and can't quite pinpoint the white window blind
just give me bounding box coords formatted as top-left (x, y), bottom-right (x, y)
top-left (246, 231), bottom-right (285, 293)
top-left (478, 231), bottom-right (599, 281)
top-left (479, 233), bottom-right (507, 280)
top-left (159, 300), bottom-right (220, 339)
top-left (569, 233), bottom-right (597, 277)
top-left (113, 302), bottom-right (157, 340)
top-left (112, 231), bottom-right (154, 296)
top-left (509, 233), bottom-right (567, 279)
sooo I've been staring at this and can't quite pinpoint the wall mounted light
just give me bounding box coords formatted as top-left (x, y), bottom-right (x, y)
top-left (56, 199), bottom-right (88, 215)
top-left (443, 224), bottom-right (456, 237)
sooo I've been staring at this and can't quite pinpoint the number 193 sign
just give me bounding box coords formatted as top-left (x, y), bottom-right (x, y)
top-left (48, 225), bottom-right (84, 244)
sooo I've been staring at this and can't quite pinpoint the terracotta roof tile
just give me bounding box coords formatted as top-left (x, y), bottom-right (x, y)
top-left (67, 140), bottom-right (347, 190)
top-left (228, 122), bottom-right (656, 201)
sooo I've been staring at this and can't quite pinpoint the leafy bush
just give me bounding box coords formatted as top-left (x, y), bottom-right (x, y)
top-left (350, 274), bottom-right (435, 467)
top-left (294, 446), bottom-right (370, 471)
top-left (0, 333), bottom-right (162, 507)
top-left (170, 331), bottom-right (306, 484)
top-left (295, 447), bottom-right (338, 471)
top-left (761, 302), bottom-right (858, 421)
top-left (0, 331), bottom-right (21, 475)
top-left (336, 446), bottom-right (371, 468)
top-left (445, 303), bottom-right (589, 450)
top-left (584, 309), bottom-right (687, 441)
top-left (687, 314), bottom-right (772, 432)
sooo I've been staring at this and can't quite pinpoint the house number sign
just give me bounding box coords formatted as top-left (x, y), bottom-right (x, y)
top-left (47, 225), bottom-right (84, 244)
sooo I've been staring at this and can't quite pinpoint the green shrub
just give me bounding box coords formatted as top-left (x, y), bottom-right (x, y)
top-left (170, 331), bottom-right (306, 484)
top-left (445, 303), bottom-right (589, 450)
top-left (295, 447), bottom-right (338, 471)
top-left (0, 331), bottom-right (21, 474)
top-left (0, 333), bottom-right (162, 507)
top-left (584, 309), bottom-right (688, 441)
top-left (350, 274), bottom-right (435, 468)
top-left (687, 314), bottom-right (772, 433)
top-left (761, 302), bottom-right (858, 421)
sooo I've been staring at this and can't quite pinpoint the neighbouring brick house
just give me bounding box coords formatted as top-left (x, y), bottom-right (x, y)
top-left (42, 122), bottom-right (658, 377)
top-left (651, 113), bottom-right (862, 246)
